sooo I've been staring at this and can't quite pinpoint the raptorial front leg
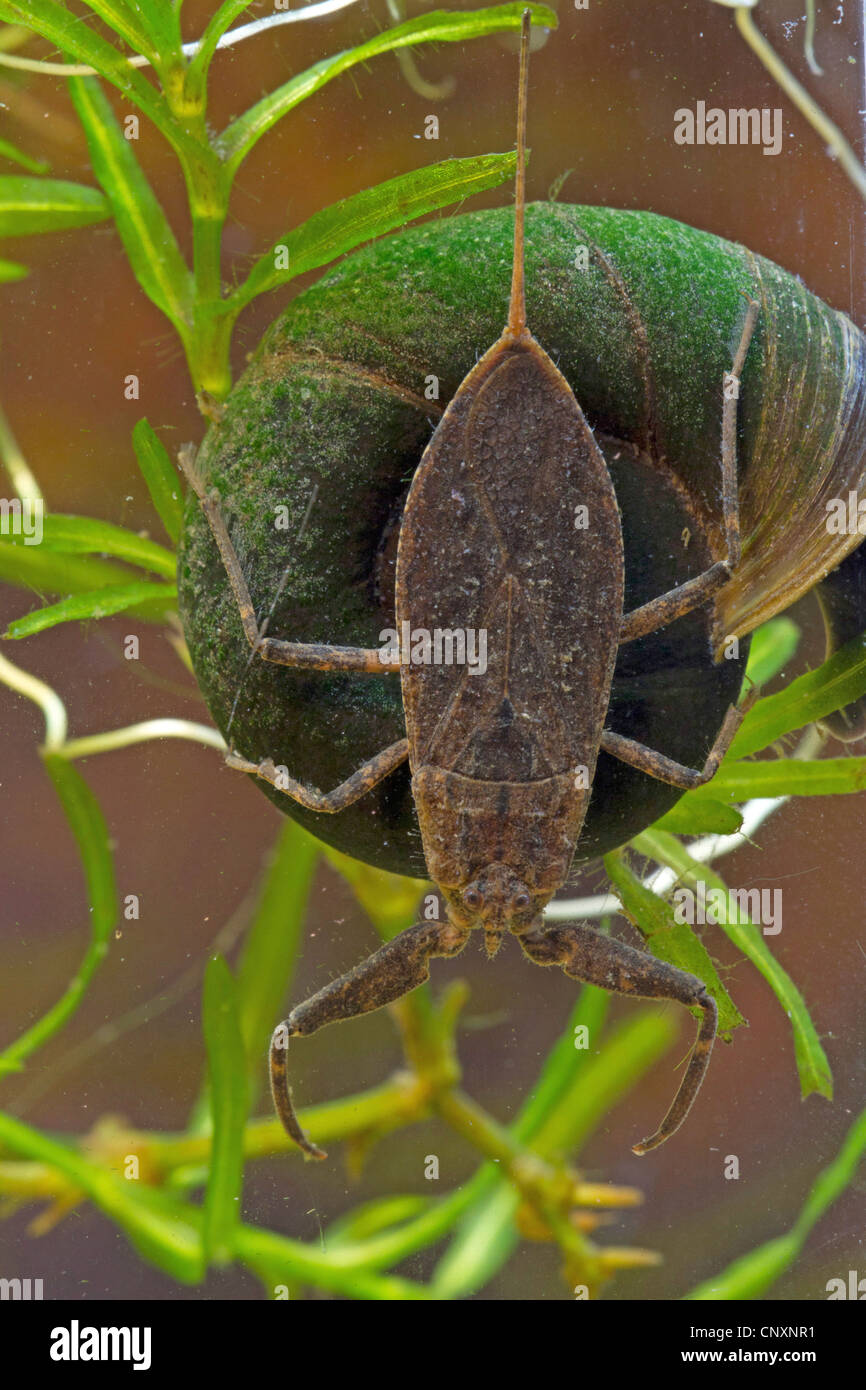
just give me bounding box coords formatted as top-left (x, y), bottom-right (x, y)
top-left (620, 297), bottom-right (760, 645)
top-left (521, 923), bottom-right (717, 1154)
top-left (226, 737), bottom-right (409, 813)
top-left (271, 920), bottom-right (470, 1159)
top-left (179, 444), bottom-right (399, 674)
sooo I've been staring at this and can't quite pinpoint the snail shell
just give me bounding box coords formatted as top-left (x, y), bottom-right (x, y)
top-left (177, 203), bottom-right (866, 876)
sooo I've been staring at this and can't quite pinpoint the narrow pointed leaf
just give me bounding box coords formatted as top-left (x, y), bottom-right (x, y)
top-left (605, 849), bottom-right (744, 1035)
top-left (131, 418), bottom-right (184, 543)
top-left (0, 757), bottom-right (117, 1075)
top-left (0, 136), bottom-right (48, 173)
top-left (688, 756), bottom-right (866, 801)
top-left (219, 3), bottom-right (557, 170)
top-left (0, 539), bottom-right (148, 597)
top-left (185, 0), bottom-right (255, 96)
top-left (634, 830), bottom-right (832, 1101)
top-left (4, 579), bottom-right (177, 638)
top-left (0, 176), bottom-right (109, 235)
top-left (86, 0), bottom-right (181, 62)
top-left (2, 513), bottom-right (176, 578)
top-left (202, 956), bottom-right (247, 1266)
top-left (742, 616), bottom-right (800, 690)
top-left (0, 0), bottom-right (178, 143)
top-left (654, 798), bottom-right (743, 835)
top-left (77, 0), bottom-right (158, 61)
top-left (730, 631), bottom-right (866, 759)
top-left (686, 1106), bottom-right (866, 1299)
top-left (235, 821), bottom-right (318, 1099)
top-left (67, 75), bottom-right (193, 331)
top-left (232, 154), bottom-right (519, 309)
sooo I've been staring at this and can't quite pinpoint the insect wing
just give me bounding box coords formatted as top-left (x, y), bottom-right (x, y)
top-left (396, 335), bottom-right (624, 782)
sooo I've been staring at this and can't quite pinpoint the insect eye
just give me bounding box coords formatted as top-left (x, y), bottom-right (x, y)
top-left (514, 892), bottom-right (530, 910)
top-left (464, 887), bottom-right (483, 910)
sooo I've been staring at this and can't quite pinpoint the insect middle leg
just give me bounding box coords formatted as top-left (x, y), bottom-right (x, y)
top-left (179, 444), bottom-right (400, 675)
top-left (520, 922), bottom-right (717, 1154)
top-left (270, 920), bottom-right (470, 1158)
top-left (619, 298), bottom-right (760, 646)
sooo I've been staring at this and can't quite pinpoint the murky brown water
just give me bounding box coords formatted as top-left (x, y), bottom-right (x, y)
top-left (1, 0), bottom-right (864, 1300)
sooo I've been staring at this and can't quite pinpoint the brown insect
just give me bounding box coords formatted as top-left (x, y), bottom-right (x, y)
top-left (181, 10), bottom-right (758, 1161)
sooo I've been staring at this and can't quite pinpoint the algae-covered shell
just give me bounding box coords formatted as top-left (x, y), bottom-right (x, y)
top-left (177, 203), bottom-right (866, 877)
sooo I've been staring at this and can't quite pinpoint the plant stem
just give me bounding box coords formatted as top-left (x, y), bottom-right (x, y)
top-left (734, 5), bottom-right (866, 200)
top-left (0, 402), bottom-right (41, 501)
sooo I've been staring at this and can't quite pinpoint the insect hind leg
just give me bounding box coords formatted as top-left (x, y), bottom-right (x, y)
top-left (521, 922), bottom-right (717, 1153)
top-left (619, 297), bottom-right (760, 645)
top-left (226, 738), bottom-right (409, 813)
top-left (600, 684), bottom-right (757, 791)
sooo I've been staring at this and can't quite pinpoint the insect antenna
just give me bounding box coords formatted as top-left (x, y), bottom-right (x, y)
top-left (507, 9), bottom-right (532, 339)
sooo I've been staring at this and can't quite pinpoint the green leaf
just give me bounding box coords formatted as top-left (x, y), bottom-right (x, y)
top-left (0, 756), bottom-right (117, 1076)
top-left (233, 1222), bottom-right (432, 1300)
top-left (688, 756), bottom-right (866, 801)
top-left (604, 849), bottom-right (744, 1035)
top-left (0, 175), bottom-right (109, 235)
top-left (686, 1105), bottom-right (866, 1299)
top-left (0, 256), bottom-right (27, 281)
top-left (131, 418), bottom-right (184, 543)
top-left (433, 1185), bottom-right (520, 1298)
top-left (743, 616), bottom-right (800, 690)
top-left (0, 0), bottom-right (180, 145)
top-left (653, 798), bottom-right (743, 835)
top-left (235, 821), bottom-right (318, 1101)
top-left (730, 630), bottom-right (866, 760)
top-left (67, 76), bottom-right (193, 332)
top-left (132, 3), bottom-right (182, 62)
top-left (432, 988), bottom-right (610, 1299)
top-left (185, 0), bottom-right (255, 101)
top-left (634, 830), bottom-right (833, 1101)
top-left (232, 154), bottom-right (520, 310)
top-left (326, 1195), bottom-right (432, 1247)
top-left (44, 756), bottom-right (117, 944)
top-left (529, 1010), bottom-right (676, 1161)
top-left (78, 0), bottom-right (159, 63)
top-left (0, 537), bottom-right (149, 596)
top-left (516, 987), bottom-right (611, 1144)
top-left (202, 956), bottom-right (248, 1266)
top-left (219, 3), bottom-right (558, 171)
top-left (85, 0), bottom-right (182, 66)
top-left (0, 135), bottom-right (48, 174)
top-left (0, 1110), bottom-right (204, 1283)
top-left (4, 579), bottom-right (177, 638)
top-left (2, 513), bottom-right (176, 578)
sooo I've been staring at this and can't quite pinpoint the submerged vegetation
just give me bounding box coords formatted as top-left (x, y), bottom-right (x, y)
top-left (0, 2), bottom-right (865, 1299)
